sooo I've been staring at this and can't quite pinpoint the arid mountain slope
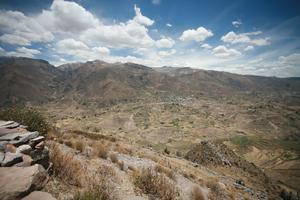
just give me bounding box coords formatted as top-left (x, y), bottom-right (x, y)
top-left (1, 56), bottom-right (300, 106)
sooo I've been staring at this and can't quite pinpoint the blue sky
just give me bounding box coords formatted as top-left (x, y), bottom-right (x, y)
top-left (0, 0), bottom-right (299, 77)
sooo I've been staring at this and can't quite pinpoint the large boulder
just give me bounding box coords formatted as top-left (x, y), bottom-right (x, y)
top-left (0, 164), bottom-right (48, 200)
top-left (21, 191), bottom-right (56, 200)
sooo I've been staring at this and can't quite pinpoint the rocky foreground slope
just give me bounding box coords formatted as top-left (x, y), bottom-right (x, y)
top-left (0, 120), bottom-right (55, 200)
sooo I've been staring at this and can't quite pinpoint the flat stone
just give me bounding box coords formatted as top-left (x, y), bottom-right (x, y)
top-left (21, 191), bottom-right (57, 200)
top-left (0, 164), bottom-right (48, 200)
top-left (0, 132), bottom-right (23, 141)
top-left (35, 141), bottom-right (45, 150)
top-left (15, 154), bottom-right (33, 167)
top-left (1, 122), bottom-right (20, 129)
top-left (29, 136), bottom-right (45, 147)
top-left (0, 151), bottom-right (4, 161)
top-left (0, 120), bottom-right (14, 127)
top-left (1, 152), bottom-right (23, 167)
top-left (11, 131), bottom-right (40, 146)
top-left (0, 141), bottom-right (8, 151)
top-left (17, 144), bottom-right (32, 155)
top-left (0, 128), bottom-right (19, 137)
top-left (5, 143), bottom-right (17, 153)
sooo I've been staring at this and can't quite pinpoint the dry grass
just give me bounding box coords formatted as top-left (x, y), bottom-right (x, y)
top-left (114, 143), bottom-right (133, 155)
top-left (154, 164), bottom-right (175, 180)
top-left (117, 160), bottom-right (124, 171)
top-left (191, 185), bottom-right (206, 200)
top-left (94, 142), bottom-right (109, 159)
top-left (49, 143), bottom-right (83, 186)
top-left (75, 140), bottom-right (85, 152)
top-left (87, 165), bottom-right (118, 200)
top-left (133, 168), bottom-right (179, 200)
top-left (109, 153), bottom-right (118, 163)
top-left (64, 140), bottom-right (74, 148)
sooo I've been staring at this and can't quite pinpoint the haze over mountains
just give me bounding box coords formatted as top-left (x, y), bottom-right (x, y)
top-left (1, 56), bottom-right (300, 106)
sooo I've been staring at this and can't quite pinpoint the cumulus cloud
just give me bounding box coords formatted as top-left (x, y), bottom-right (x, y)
top-left (56, 38), bottom-right (110, 60)
top-left (179, 27), bottom-right (213, 43)
top-left (133, 4), bottom-right (154, 26)
top-left (244, 45), bottom-right (254, 51)
top-left (212, 45), bottom-right (241, 59)
top-left (221, 31), bottom-right (270, 46)
top-left (5, 47), bottom-right (41, 58)
top-left (166, 23), bottom-right (172, 27)
top-left (201, 43), bottom-right (212, 49)
top-left (0, 10), bottom-right (54, 45)
top-left (155, 36), bottom-right (175, 48)
top-left (232, 20), bottom-right (242, 28)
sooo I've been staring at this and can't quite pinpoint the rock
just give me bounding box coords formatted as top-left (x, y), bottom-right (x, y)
top-left (11, 131), bottom-right (40, 146)
top-left (0, 164), bottom-right (48, 200)
top-left (29, 136), bottom-right (45, 147)
top-left (1, 152), bottom-right (23, 167)
top-left (0, 141), bottom-right (8, 151)
top-left (0, 151), bottom-right (4, 161)
top-left (17, 144), bottom-right (32, 155)
top-left (0, 120), bottom-right (20, 129)
top-left (35, 141), bottom-right (45, 150)
top-left (21, 191), bottom-right (57, 200)
top-left (15, 154), bottom-right (33, 167)
top-left (0, 132), bottom-right (23, 141)
top-left (5, 143), bottom-right (17, 153)
top-left (30, 147), bottom-right (49, 169)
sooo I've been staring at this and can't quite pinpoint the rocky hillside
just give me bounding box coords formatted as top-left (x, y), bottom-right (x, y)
top-left (1, 56), bottom-right (300, 106)
top-left (0, 120), bottom-right (55, 200)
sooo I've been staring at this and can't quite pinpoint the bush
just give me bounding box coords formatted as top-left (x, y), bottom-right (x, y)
top-left (75, 140), bottom-right (85, 152)
top-left (109, 153), bottom-right (118, 163)
top-left (94, 142), bottom-right (108, 159)
top-left (154, 164), bottom-right (175, 180)
top-left (49, 143), bottom-right (83, 186)
top-left (134, 168), bottom-right (178, 200)
top-left (73, 165), bottom-right (117, 200)
top-left (0, 107), bottom-right (48, 135)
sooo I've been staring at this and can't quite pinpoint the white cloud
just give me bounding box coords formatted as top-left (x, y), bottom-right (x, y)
top-left (37, 0), bottom-right (99, 33)
top-left (212, 45), bottom-right (241, 59)
top-left (56, 38), bottom-right (110, 60)
top-left (133, 4), bottom-right (154, 26)
top-left (0, 34), bottom-right (31, 46)
top-left (279, 53), bottom-right (300, 65)
top-left (79, 5), bottom-right (155, 49)
top-left (5, 47), bottom-right (41, 58)
top-left (166, 23), bottom-right (172, 27)
top-left (244, 45), bottom-right (254, 51)
top-left (179, 27), bottom-right (213, 43)
top-left (221, 31), bottom-right (270, 46)
top-left (232, 20), bottom-right (242, 28)
top-left (0, 10), bottom-right (54, 45)
top-left (201, 43), bottom-right (212, 49)
top-left (158, 49), bottom-right (176, 57)
top-left (152, 0), bottom-right (161, 5)
top-left (155, 36), bottom-right (175, 48)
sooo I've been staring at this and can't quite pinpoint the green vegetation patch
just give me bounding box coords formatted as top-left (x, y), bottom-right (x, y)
top-left (0, 107), bottom-right (48, 135)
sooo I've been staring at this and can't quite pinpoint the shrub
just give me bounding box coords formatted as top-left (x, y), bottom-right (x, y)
top-left (65, 140), bottom-right (74, 148)
top-left (49, 143), bottom-right (83, 186)
top-left (154, 164), bottom-right (175, 180)
top-left (163, 147), bottom-right (170, 154)
top-left (109, 153), bottom-right (118, 163)
top-left (191, 186), bottom-right (206, 200)
top-left (0, 107), bottom-right (48, 135)
top-left (134, 168), bottom-right (178, 200)
top-left (94, 142), bottom-right (108, 159)
top-left (74, 165), bottom-right (117, 200)
top-left (75, 140), bottom-right (85, 152)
